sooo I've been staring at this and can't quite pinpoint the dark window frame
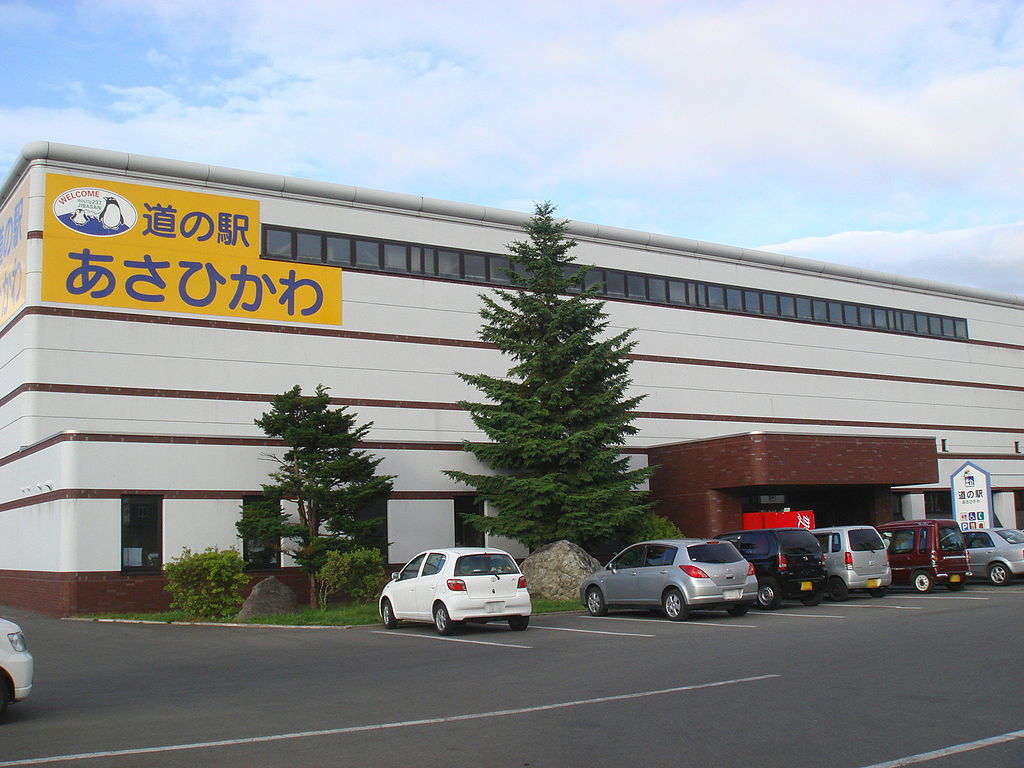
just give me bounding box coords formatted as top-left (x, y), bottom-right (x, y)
top-left (260, 225), bottom-right (971, 341)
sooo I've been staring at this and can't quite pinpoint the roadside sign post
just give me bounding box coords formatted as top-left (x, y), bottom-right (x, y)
top-left (950, 461), bottom-right (993, 531)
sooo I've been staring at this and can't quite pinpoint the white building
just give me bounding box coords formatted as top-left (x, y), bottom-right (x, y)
top-left (0, 142), bottom-right (1021, 615)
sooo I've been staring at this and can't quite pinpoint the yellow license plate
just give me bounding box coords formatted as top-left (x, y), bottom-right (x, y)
top-left (867, 579), bottom-right (880, 588)
top-left (800, 581), bottom-right (813, 591)
top-left (950, 575), bottom-right (961, 583)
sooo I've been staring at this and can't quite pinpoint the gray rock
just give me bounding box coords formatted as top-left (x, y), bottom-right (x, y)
top-left (235, 576), bottom-right (297, 621)
top-left (521, 540), bottom-right (602, 601)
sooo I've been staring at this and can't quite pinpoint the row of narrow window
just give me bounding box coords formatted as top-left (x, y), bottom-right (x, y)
top-left (262, 226), bottom-right (969, 340)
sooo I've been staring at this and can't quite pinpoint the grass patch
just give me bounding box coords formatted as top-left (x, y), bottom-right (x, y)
top-left (82, 598), bottom-right (582, 626)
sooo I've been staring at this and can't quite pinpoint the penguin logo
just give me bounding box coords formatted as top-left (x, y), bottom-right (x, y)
top-left (53, 187), bottom-right (137, 236)
top-left (99, 197), bottom-right (124, 230)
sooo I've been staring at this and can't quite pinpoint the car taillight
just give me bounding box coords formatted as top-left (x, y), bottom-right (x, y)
top-left (517, 575), bottom-right (527, 589)
top-left (446, 579), bottom-right (467, 591)
top-left (844, 551), bottom-right (853, 569)
top-left (777, 553), bottom-right (788, 570)
top-left (747, 561), bottom-right (755, 576)
top-left (679, 564), bottom-right (710, 579)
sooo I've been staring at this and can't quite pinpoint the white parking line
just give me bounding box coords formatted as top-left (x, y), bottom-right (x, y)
top-left (0, 675), bottom-right (782, 767)
top-left (857, 727), bottom-right (1024, 767)
top-left (529, 625), bottom-right (656, 637)
top-left (754, 612), bottom-right (846, 619)
top-left (369, 631), bottom-right (530, 649)
top-left (581, 615), bottom-right (753, 628)
top-left (895, 595), bottom-right (989, 600)
top-left (827, 603), bottom-right (923, 610)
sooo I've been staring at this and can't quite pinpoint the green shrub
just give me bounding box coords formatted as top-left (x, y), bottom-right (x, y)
top-left (318, 547), bottom-right (387, 606)
top-left (632, 512), bottom-right (685, 541)
top-left (164, 547), bottom-right (251, 620)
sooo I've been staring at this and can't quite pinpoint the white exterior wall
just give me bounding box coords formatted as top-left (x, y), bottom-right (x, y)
top-left (0, 145), bottom-right (1021, 581)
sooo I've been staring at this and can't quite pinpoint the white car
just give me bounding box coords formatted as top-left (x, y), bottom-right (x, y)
top-left (380, 547), bottom-right (531, 635)
top-left (1, 618), bottom-right (33, 720)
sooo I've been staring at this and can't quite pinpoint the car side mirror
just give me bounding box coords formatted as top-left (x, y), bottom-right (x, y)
top-left (391, 572), bottom-right (400, 580)
top-left (606, 563), bottom-right (616, 572)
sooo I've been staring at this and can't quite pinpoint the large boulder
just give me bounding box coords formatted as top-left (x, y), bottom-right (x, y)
top-left (235, 576), bottom-right (298, 621)
top-left (522, 540), bottom-right (602, 601)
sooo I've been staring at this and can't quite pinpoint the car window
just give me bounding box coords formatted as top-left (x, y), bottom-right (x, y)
top-left (997, 530), bottom-right (1024, 544)
top-left (777, 530), bottom-right (820, 555)
top-left (849, 528), bottom-right (885, 552)
top-left (813, 533), bottom-right (830, 553)
top-left (883, 529), bottom-right (914, 555)
top-left (727, 533), bottom-right (770, 557)
top-left (918, 528), bottom-right (930, 554)
top-left (453, 553), bottom-right (519, 576)
top-left (643, 545), bottom-right (678, 567)
top-left (398, 553), bottom-right (426, 580)
top-left (687, 542), bottom-right (744, 564)
top-left (611, 545), bottom-right (646, 569)
top-left (965, 532), bottom-right (992, 548)
top-left (421, 552), bottom-right (446, 576)
top-left (938, 526), bottom-right (965, 552)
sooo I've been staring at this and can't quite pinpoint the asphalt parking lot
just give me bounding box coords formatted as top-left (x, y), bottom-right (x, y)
top-left (2, 585), bottom-right (1024, 768)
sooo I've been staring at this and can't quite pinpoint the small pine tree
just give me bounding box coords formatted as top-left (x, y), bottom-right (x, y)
top-left (238, 384), bottom-right (394, 606)
top-left (446, 202), bottom-right (655, 551)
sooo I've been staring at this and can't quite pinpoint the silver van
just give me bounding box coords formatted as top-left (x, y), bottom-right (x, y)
top-left (812, 525), bottom-right (892, 601)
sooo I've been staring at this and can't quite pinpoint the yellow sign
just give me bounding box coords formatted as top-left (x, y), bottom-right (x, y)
top-left (43, 174), bottom-right (341, 325)
top-left (0, 179), bottom-right (28, 326)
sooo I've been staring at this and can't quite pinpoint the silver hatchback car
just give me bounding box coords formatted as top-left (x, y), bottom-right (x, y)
top-left (812, 525), bottom-right (892, 601)
top-left (580, 539), bottom-right (757, 620)
top-left (963, 528), bottom-right (1024, 585)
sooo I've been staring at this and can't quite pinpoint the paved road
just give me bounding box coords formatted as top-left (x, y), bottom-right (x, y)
top-left (2, 585), bottom-right (1023, 767)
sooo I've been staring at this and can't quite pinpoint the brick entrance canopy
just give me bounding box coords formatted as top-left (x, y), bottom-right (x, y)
top-left (648, 433), bottom-right (938, 537)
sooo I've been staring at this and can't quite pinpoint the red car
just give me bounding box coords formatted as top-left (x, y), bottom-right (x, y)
top-left (876, 520), bottom-right (971, 592)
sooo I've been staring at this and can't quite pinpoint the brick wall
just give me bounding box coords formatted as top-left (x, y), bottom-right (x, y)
top-left (0, 568), bottom-right (311, 617)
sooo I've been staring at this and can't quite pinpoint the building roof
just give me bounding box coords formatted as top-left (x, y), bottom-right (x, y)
top-left (6, 140), bottom-right (1022, 308)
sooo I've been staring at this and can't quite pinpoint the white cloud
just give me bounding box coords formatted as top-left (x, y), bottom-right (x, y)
top-left (1, 0), bottom-right (1023, 295)
top-left (760, 222), bottom-right (1024, 296)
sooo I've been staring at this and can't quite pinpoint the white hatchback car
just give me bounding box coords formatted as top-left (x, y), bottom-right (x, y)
top-left (1, 617), bottom-right (33, 720)
top-left (380, 547), bottom-right (531, 635)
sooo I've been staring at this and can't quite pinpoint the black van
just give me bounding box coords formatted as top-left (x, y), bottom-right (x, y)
top-left (716, 528), bottom-right (827, 609)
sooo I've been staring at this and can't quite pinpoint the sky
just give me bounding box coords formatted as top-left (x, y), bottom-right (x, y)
top-left (2, 0), bottom-right (1023, 296)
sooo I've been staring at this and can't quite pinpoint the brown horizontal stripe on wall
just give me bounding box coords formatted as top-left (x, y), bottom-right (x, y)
top-left (636, 411), bottom-right (1021, 434)
top-left (6, 305), bottom-right (1024, 386)
top-left (0, 383), bottom-right (461, 413)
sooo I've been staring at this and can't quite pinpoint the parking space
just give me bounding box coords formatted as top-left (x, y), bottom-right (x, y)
top-left (2, 586), bottom-right (1024, 767)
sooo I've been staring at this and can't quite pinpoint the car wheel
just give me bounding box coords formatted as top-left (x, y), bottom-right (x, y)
top-left (988, 562), bottom-right (1011, 586)
top-left (380, 598), bottom-right (398, 629)
top-left (868, 586), bottom-right (888, 598)
top-left (756, 579), bottom-right (783, 610)
top-left (508, 615), bottom-right (529, 631)
top-left (433, 603), bottom-right (459, 635)
top-left (912, 570), bottom-right (934, 593)
top-left (726, 602), bottom-right (751, 617)
top-left (662, 587), bottom-right (689, 621)
top-left (946, 580), bottom-right (966, 591)
top-left (585, 586), bottom-right (608, 617)
top-left (826, 577), bottom-right (849, 602)
top-left (800, 590), bottom-right (824, 607)
top-left (0, 677), bottom-right (9, 720)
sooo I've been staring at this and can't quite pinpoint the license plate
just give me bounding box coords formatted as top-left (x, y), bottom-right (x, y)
top-left (950, 575), bottom-right (961, 583)
top-left (485, 601), bottom-right (505, 613)
top-left (867, 578), bottom-right (880, 588)
top-left (800, 581), bottom-right (813, 591)
top-left (724, 588), bottom-right (742, 600)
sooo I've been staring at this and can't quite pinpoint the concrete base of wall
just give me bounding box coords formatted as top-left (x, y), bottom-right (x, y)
top-left (0, 568), bottom-right (310, 617)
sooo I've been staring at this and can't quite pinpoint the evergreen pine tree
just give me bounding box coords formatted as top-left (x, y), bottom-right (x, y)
top-left (446, 202), bottom-right (655, 551)
top-left (238, 384), bottom-right (394, 606)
